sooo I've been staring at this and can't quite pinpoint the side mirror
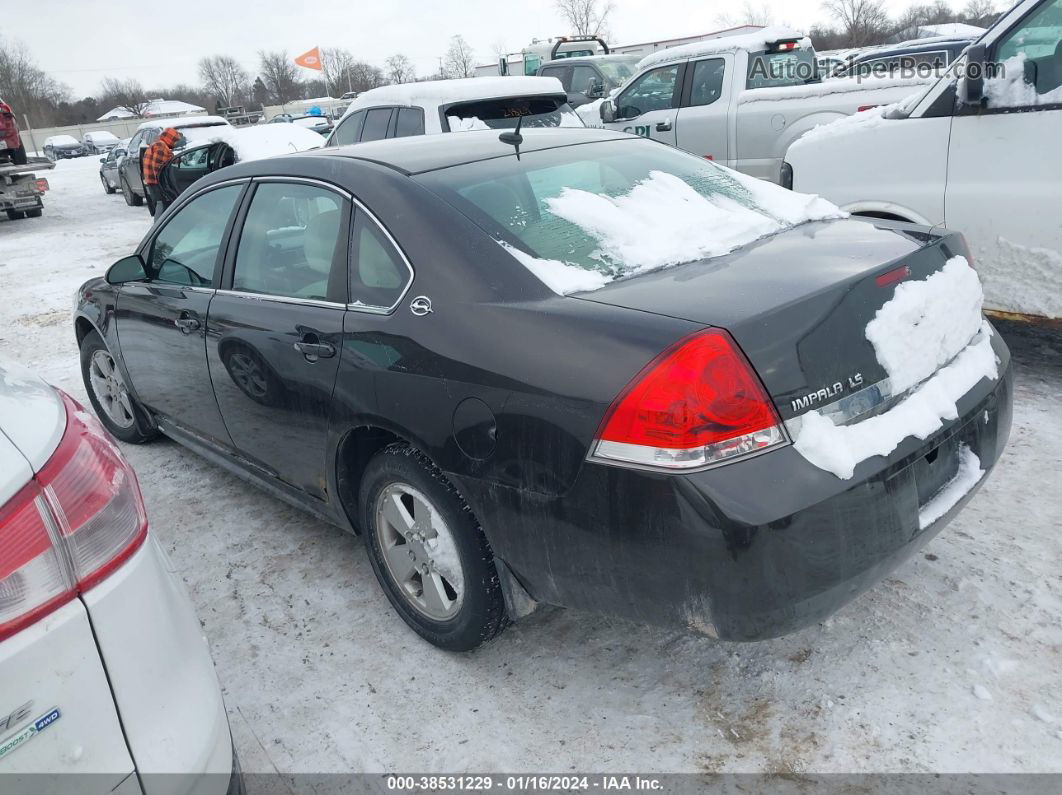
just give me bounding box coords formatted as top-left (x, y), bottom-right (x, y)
top-left (106, 254), bottom-right (148, 285)
top-left (587, 79), bottom-right (605, 99)
top-left (600, 99), bottom-right (616, 123)
top-left (99, 157), bottom-right (106, 163)
top-left (961, 43), bottom-right (987, 105)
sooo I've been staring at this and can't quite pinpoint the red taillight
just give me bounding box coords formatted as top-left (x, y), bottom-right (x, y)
top-left (591, 329), bottom-right (785, 470)
top-left (0, 392), bottom-right (147, 642)
top-left (857, 104), bottom-right (878, 113)
top-left (875, 265), bottom-right (911, 288)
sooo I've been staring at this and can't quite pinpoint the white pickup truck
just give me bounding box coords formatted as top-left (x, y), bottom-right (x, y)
top-left (593, 27), bottom-right (934, 184)
top-left (786, 0), bottom-right (1062, 321)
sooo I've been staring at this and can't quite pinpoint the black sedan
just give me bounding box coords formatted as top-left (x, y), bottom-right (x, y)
top-left (73, 129), bottom-right (1012, 651)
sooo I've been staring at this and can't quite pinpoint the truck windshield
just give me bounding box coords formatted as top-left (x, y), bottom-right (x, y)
top-left (747, 48), bottom-right (820, 89)
top-left (417, 138), bottom-right (813, 278)
top-left (597, 60), bottom-right (638, 84)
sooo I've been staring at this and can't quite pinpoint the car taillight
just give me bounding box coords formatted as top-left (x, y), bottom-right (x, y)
top-left (590, 329), bottom-right (786, 470)
top-left (0, 392), bottom-right (147, 641)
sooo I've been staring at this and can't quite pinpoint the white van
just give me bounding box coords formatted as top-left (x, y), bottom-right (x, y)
top-left (787, 0), bottom-right (1062, 321)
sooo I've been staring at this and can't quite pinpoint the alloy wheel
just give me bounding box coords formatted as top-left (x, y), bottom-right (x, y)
top-left (374, 483), bottom-right (465, 621)
top-left (88, 349), bottom-right (136, 429)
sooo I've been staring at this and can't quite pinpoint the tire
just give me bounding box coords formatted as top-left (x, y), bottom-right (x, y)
top-left (11, 143), bottom-right (27, 165)
top-left (80, 331), bottom-right (157, 444)
top-left (24, 208), bottom-right (41, 218)
top-left (101, 174), bottom-right (116, 194)
top-left (360, 444), bottom-right (508, 651)
top-left (5, 210), bottom-right (25, 221)
top-left (120, 174), bottom-right (143, 207)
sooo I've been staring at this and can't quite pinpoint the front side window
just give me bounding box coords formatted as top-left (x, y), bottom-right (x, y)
top-left (361, 108), bottom-right (393, 142)
top-left (616, 65), bottom-right (680, 118)
top-left (571, 65), bottom-right (602, 96)
top-left (990, 0), bottom-right (1062, 104)
top-left (329, 110), bottom-right (365, 147)
top-left (148, 184), bottom-right (243, 286)
top-left (349, 213), bottom-right (410, 310)
top-left (689, 59), bottom-right (726, 106)
top-left (175, 148), bottom-right (209, 169)
top-left (232, 182), bottom-right (347, 302)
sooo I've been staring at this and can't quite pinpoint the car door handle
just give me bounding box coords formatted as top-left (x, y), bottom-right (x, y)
top-left (656, 118), bottom-right (673, 132)
top-left (174, 316), bottom-right (200, 333)
top-left (293, 341), bottom-right (336, 360)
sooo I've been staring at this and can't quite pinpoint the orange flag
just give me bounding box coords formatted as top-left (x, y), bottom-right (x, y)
top-left (294, 47), bottom-right (323, 71)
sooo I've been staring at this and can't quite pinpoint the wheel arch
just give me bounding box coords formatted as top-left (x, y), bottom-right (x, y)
top-left (333, 424), bottom-right (416, 534)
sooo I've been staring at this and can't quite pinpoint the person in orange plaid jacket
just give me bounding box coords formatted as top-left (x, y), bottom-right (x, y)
top-left (142, 127), bottom-right (180, 217)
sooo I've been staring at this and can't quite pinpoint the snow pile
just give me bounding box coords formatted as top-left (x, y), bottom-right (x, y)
top-left (794, 104), bottom-right (899, 146)
top-left (974, 236), bottom-right (1062, 319)
top-left (918, 445), bottom-right (984, 529)
top-left (865, 256), bottom-right (985, 393)
top-left (447, 115), bottom-right (490, 132)
top-left (181, 124), bottom-right (323, 162)
top-left (739, 75), bottom-right (931, 104)
top-left (985, 54), bottom-right (1062, 108)
top-left (636, 27), bottom-right (810, 71)
top-left (793, 324), bottom-right (997, 479)
top-left (576, 98), bottom-right (606, 127)
top-left (136, 115), bottom-right (230, 133)
top-left (500, 241), bottom-right (609, 294)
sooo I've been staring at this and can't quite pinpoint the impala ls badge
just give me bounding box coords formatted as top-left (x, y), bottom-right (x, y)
top-left (410, 296), bottom-right (433, 316)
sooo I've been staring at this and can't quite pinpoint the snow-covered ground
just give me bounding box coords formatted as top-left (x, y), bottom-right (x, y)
top-left (2, 156), bottom-right (1061, 774)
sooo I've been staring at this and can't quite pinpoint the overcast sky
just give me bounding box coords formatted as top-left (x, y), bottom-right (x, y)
top-left (11, 0), bottom-right (934, 97)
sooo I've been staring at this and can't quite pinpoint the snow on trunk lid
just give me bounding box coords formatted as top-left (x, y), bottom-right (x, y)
top-left (791, 256), bottom-right (999, 479)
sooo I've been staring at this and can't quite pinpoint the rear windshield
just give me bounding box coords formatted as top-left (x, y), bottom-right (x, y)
top-left (747, 48), bottom-right (819, 89)
top-left (444, 96), bottom-right (582, 131)
top-left (417, 138), bottom-right (838, 283)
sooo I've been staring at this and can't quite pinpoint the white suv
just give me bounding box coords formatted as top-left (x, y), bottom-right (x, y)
top-left (0, 361), bottom-right (240, 794)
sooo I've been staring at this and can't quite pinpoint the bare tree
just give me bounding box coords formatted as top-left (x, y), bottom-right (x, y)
top-left (821, 0), bottom-right (891, 47)
top-left (98, 77), bottom-right (152, 118)
top-left (443, 35), bottom-right (477, 79)
top-left (385, 53), bottom-right (416, 84)
top-left (0, 37), bottom-right (70, 124)
top-left (348, 62), bottom-right (386, 92)
top-left (198, 55), bottom-right (250, 107)
top-left (960, 0), bottom-right (1000, 26)
top-left (554, 0), bottom-right (614, 38)
top-left (258, 50), bottom-right (302, 104)
top-left (320, 47), bottom-right (357, 95)
top-left (716, 1), bottom-right (776, 28)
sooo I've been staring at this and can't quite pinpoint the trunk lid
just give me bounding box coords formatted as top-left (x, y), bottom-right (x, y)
top-left (574, 218), bottom-right (970, 421)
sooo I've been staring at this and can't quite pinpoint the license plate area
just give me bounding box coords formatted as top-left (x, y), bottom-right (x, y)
top-left (914, 434), bottom-right (962, 508)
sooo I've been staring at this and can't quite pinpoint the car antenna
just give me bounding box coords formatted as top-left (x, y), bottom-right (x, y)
top-left (498, 114), bottom-right (524, 157)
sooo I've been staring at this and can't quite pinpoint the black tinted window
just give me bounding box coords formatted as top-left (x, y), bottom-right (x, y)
top-left (445, 96), bottom-right (579, 130)
top-left (361, 108), bottom-right (392, 142)
top-left (394, 108), bottom-right (425, 138)
top-left (149, 185), bottom-right (242, 287)
top-left (689, 59), bottom-right (725, 106)
top-left (540, 66), bottom-right (570, 89)
top-left (330, 111), bottom-right (365, 146)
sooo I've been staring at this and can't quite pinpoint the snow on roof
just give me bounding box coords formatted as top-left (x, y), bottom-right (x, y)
top-left (343, 77), bottom-right (565, 119)
top-left (738, 74), bottom-right (932, 104)
top-left (45, 135), bottom-right (80, 146)
top-left (97, 98), bottom-right (206, 122)
top-left (180, 123), bottom-right (323, 162)
top-left (636, 26), bottom-right (809, 70)
top-left (135, 115), bottom-right (231, 133)
top-left (84, 130), bottom-right (120, 141)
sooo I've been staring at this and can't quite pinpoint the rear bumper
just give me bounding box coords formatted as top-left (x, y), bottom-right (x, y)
top-left (458, 335), bottom-right (1013, 641)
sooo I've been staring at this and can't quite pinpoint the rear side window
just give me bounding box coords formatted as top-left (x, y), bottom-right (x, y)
top-left (330, 110), bottom-right (365, 146)
top-left (444, 96), bottom-right (580, 130)
top-left (540, 65), bottom-right (570, 89)
top-left (232, 183), bottom-right (347, 302)
top-left (689, 59), bottom-right (725, 107)
top-left (349, 213), bottom-right (410, 310)
top-left (393, 107), bottom-right (425, 138)
top-left (361, 108), bottom-right (392, 142)
top-left (148, 185), bottom-right (243, 286)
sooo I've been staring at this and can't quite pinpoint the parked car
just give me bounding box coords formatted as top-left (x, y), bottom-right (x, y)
top-left (155, 124), bottom-right (323, 204)
top-left (325, 76), bottom-right (580, 147)
top-left (833, 36), bottom-right (974, 78)
top-left (99, 141), bottom-right (127, 194)
top-left (75, 128), bottom-right (1011, 651)
top-left (537, 54), bottom-right (642, 106)
top-left (43, 135), bottom-right (85, 160)
top-left (0, 97), bottom-right (27, 164)
top-left (82, 130), bottom-right (122, 154)
top-left (786, 0), bottom-right (1060, 321)
top-left (268, 113), bottom-right (294, 123)
top-left (595, 27), bottom-right (935, 183)
top-left (0, 360), bottom-right (241, 792)
top-left (291, 114), bottom-right (334, 135)
top-left (117, 115), bottom-right (231, 210)
top-left (340, 90), bottom-right (360, 100)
